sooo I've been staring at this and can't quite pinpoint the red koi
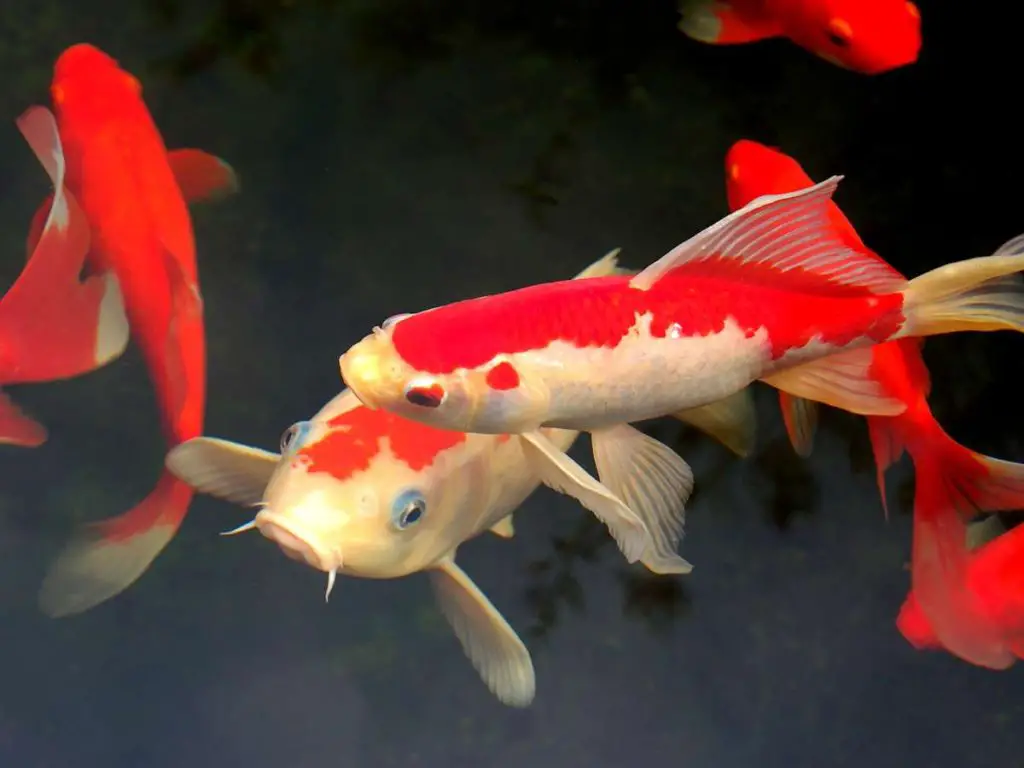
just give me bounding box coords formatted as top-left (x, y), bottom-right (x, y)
top-left (725, 138), bottom-right (1024, 669)
top-left (677, 0), bottom-right (921, 74)
top-left (33, 43), bottom-right (237, 617)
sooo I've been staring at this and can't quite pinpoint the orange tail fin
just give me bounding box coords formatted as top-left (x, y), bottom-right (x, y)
top-left (38, 469), bottom-right (194, 617)
top-left (903, 431), bottom-right (1024, 668)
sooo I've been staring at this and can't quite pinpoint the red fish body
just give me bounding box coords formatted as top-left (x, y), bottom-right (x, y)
top-left (34, 44), bottom-right (237, 617)
top-left (725, 139), bottom-right (1024, 669)
top-left (0, 107), bottom-right (130, 447)
top-left (677, 0), bottom-right (921, 74)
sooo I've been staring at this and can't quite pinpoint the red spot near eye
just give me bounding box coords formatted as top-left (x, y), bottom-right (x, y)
top-left (485, 361), bottom-right (520, 390)
top-left (406, 383), bottom-right (446, 408)
top-left (301, 405), bottom-right (466, 479)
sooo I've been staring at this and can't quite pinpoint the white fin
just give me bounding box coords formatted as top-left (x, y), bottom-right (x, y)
top-left (671, 386), bottom-right (757, 457)
top-left (591, 425), bottom-right (695, 575)
top-left (966, 516), bottom-right (1007, 551)
top-left (165, 437), bottom-right (280, 507)
top-left (761, 348), bottom-right (906, 417)
top-left (489, 516), bottom-right (515, 539)
top-left (518, 430), bottom-right (648, 564)
top-left (778, 393), bottom-right (819, 457)
top-left (573, 248), bottom-right (629, 279)
top-left (430, 559), bottom-right (535, 707)
top-left (629, 177), bottom-right (904, 293)
top-left (677, 0), bottom-right (726, 42)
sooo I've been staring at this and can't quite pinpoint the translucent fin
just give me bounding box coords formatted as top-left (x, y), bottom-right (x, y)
top-left (165, 437), bottom-right (280, 507)
top-left (671, 386), bottom-right (757, 457)
top-left (761, 348), bottom-right (906, 417)
top-left (518, 430), bottom-right (648, 564)
top-left (630, 177), bottom-right (903, 293)
top-left (430, 558), bottom-right (535, 707)
top-left (38, 471), bottom-right (194, 617)
top-left (778, 393), bottom-right (818, 458)
top-left (0, 390), bottom-right (47, 447)
top-left (591, 424), bottom-right (694, 574)
top-left (678, 0), bottom-right (783, 43)
top-left (167, 148), bottom-right (240, 204)
top-left (488, 516), bottom-right (515, 539)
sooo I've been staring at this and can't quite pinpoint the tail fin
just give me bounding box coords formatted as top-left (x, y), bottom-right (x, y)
top-left (902, 235), bottom-right (1024, 337)
top-left (38, 470), bottom-right (194, 617)
top-left (0, 390), bottom-right (47, 447)
top-left (904, 432), bottom-right (1024, 669)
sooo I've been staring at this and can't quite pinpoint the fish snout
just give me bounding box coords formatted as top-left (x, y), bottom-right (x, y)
top-left (255, 511), bottom-right (340, 573)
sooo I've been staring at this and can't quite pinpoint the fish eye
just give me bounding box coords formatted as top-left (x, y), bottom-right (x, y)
top-left (280, 420), bottom-right (312, 453)
top-left (391, 488), bottom-right (426, 529)
top-left (381, 313), bottom-right (411, 331)
top-left (404, 379), bottom-right (446, 409)
top-left (826, 18), bottom-right (852, 47)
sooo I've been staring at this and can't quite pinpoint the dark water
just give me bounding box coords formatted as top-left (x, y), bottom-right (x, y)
top-left (2, 1), bottom-right (1023, 766)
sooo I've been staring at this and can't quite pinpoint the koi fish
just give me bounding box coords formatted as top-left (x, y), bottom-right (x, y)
top-left (0, 107), bottom-right (130, 447)
top-left (898, 516), bottom-right (1024, 663)
top-left (723, 138), bottom-right (1024, 670)
top-left (33, 43), bottom-right (238, 617)
top-left (165, 251), bottom-right (754, 707)
top-left (338, 177), bottom-right (1024, 573)
top-left (677, 0), bottom-right (921, 75)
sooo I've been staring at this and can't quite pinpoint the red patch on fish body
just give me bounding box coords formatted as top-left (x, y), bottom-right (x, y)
top-left (485, 361), bottom-right (520, 390)
top-left (390, 268), bottom-right (905, 374)
top-left (300, 404), bottom-right (467, 480)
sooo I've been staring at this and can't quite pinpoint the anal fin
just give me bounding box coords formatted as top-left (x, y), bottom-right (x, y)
top-left (778, 392), bottom-right (819, 458)
top-left (672, 386), bottom-right (757, 457)
top-left (489, 516), bottom-right (515, 539)
top-left (761, 347), bottom-right (906, 417)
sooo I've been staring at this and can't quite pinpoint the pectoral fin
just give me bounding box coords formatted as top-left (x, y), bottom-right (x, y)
top-left (966, 516), bottom-right (1007, 551)
top-left (761, 348), bottom-right (906, 417)
top-left (489, 516), bottom-right (515, 539)
top-left (0, 390), bottom-right (47, 447)
top-left (165, 437), bottom-right (280, 506)
top-left (591, 424), bottom-right (694, 574)
top-left (518, 430), bottom-right (648, 563)
top-left (671, 386), bottom-right (757, 457)
top-left (778, 392), bottom-right (818, 458)
top-left (430, 558), bottom-right (535, 707)
top-left (168, 149), bottom-right (240, 204)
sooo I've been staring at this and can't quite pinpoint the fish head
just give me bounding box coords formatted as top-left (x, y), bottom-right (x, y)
top-left (51, 44), bottom-right (143, 121)
top-left (340, 313), bottom-right (550, 434)
top-left (723, 140), bottom-right (797, 210)
top-left (251, 390), bottom-right (480, 597)
top-left (792, 0), bottom-right (921, 74)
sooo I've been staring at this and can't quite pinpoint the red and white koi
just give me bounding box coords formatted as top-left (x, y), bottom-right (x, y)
top-left (165, 252), bottom-right (755, 707)
top-left (338, 179), bottom-right (1024, 570)
top-left (0, 107), bottom-right (128, 447)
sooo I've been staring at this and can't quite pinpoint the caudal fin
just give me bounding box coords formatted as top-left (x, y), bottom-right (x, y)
top-left (0, 390), bottom-right (47, 447)
top-left (901, 234), bottom-right (1024, 338)
top-left (904, 434), bottom-right (1024, 669)
top-left (38, 470), bottom-right (194, 617)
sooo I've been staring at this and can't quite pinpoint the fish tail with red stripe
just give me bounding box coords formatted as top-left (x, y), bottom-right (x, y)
top-left (38, 469), bottom-right (194, 617)
top-left (903, 424), bottom-right (1024, 668)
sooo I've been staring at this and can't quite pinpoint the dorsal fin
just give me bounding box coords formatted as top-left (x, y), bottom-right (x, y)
top-left (630, 178), bottom-right (906, 295)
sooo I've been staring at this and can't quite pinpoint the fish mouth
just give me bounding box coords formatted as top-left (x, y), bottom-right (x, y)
top-left (339, 348), bottom-right (384, 409)
top-left (255, 511), bottom-right (340, 573)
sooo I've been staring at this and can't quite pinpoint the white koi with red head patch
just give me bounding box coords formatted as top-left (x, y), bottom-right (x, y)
top-left (339, 180), bottom-right (1024, 534)
top-left (166, 253), bottom-right (759, 707)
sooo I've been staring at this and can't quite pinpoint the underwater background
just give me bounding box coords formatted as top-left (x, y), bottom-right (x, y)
top-left (1, 1), bottom-right (1023, 765)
